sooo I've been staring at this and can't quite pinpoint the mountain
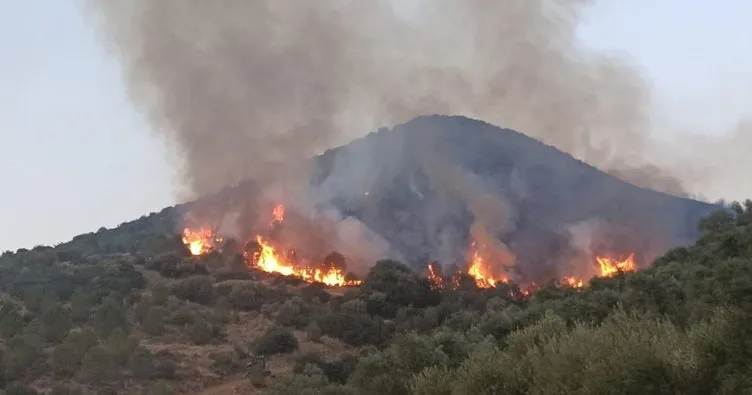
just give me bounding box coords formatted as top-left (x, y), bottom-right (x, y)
top-left (306, 115), bottom-right (718, 279)
top-left (53, 115), bottom-right (718, 283)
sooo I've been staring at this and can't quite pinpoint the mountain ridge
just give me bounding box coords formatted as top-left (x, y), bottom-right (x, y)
top-left (43, 115), bottom-right (718, 284)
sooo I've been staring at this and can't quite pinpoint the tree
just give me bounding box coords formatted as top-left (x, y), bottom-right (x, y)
top-left (40, 303), bottom-right (72, 343)
top-left (93, 296), bottom-right (126, 337)
top-left (80, 346), bottom-right (117, 383)
top-left (253, 327), bottom-right (299, 356)
top-left (171, 276), bottom-right (214, 304)
top-left (128, 347), bottom-right (176, 380)
top-left (190, 319), bottom-right (214, 345)
top-left (306, 321), bottom-right (322, 343)
top-left (362, 260), bottom-right (440, 318)
top-left (0, 308), bottom-right (24, 339)
top-left (51, 330), bottom-right (98, 377)
top-left (103, 328), bottom-right (139, 366)
top-left (142, 307), bottom-right (166, 336)
top-left (69, 288), bottom-right (93, 323)
top-left (3, 335), bottom-right (43, 381)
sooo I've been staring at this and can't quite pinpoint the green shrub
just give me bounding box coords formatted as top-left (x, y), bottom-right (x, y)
top-left (40, 302), bottom-right (72, 343)
top-left (208, 350), bottom-right (243, 375)
top-left (69, 288), bottom-right (93, 322)
top-left (128, 347), bottom-right (176, 380)
top-left (252, 327), bottom-right (299, 356)
top-left (93, 296), bottom-right (126, 337)
top-left (306, 321), bottom-right (322, 342)
top-left (142, 307), bottom-right (166, 336)
top-left (172, 276), bottom-right (214, 304)
top-left (48, 385), bottom-right (82, 395)
top-left (147, 380), bottom-right (173, 395)
top-left (151, 283), bottom-right (170, 305)
top-left (103, 328), bottom-right (139, 366)
top-left (3, 382), bottom-right (41, 395)
top-left (190, 319), bottom-right (215, 345)
top-left (3, 334), bottom-right (43, 380)
top-left (80, 346), bottom-right (118, 383)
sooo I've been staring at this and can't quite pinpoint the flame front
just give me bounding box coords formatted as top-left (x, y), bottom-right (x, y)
top-left (427, 263), bottom-right (445, 290)
top-left (596, 253), bottom-right (637, 277)
top-left (182, 228), bottom-right (219, 256)
top-left (467, 243), bottom-right (508, 289)
top-left (563, 276), bottom-right (584, 288)
top-left (272, 204), bottom-right (285, 224)
top-left (251, 235), bottom-right (360, 287)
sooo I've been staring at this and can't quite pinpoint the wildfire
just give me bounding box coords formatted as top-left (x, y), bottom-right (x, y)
top-left (427, 262), bottom-right (445, 289)
top-left (249, 236), bottom-right (360, 287)
top-left (596, 253), bottom-right (637, 277)
top-left (563, 276), bottom-right (584, 288)
top-left (182, 227), bottom-right (220, 256)
top-left (467, 244), bottom-right (509, 289)
top-left (272, 204), bottom-right (285, 224)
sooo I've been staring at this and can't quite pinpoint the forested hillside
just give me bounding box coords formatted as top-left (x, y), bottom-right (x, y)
top-left (0, 201), bottom-right (750, 394)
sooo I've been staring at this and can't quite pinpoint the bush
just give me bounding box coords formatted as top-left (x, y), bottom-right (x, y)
top-left (151, 283), bottom-right (170, 305)
top-left (293, 353), bottom-right (358, 385)
top-left (93, 296), bottom-right (126, 337)
top-left (252, 327), bottom-right (299, 356)
top-left (362, 260), bottom-right (440, 318)
top-left (147, 380), bottom-right (173, 395)
top-left (3, 334), bottom-right (43, 380)
top-left (169, 306), bottom-right (197, 326)
top-left (69, 288), bottom-right (93, 322)
top-left (172, 276), bottom-right (214, 304)
top-left (276, 297), bottom-right (310, 328)
top-left (190, 319), bottom-right (215, 345)
top-left (103, 328), bottom-right (139, 366)
top-left (227, 283), bottom-right (279, 311)
top-left (128, 347), bottom-right (176, 380)
top-left (48, 385), bottom-right (82, 395)
top-left (80, 346), bottom-right (117, 383)
top-left (3, 382), bottom-right (41, 395)
top-left (40, 303), bottom-right (72, 343)
top-left (52, 330), bottom-right (98, 377)
top-left (0, 308), bottom-right (25, 339)
top-left (147, 254), bottom-right (209, 278)
top-left (306, 321), bottom-right (322, 342)
top-left (142, 307), bottom-right (167, 336)
top-left (318, 311), bottom-right (392, 347)
top-left (209, 350), bottom-right (243, 375)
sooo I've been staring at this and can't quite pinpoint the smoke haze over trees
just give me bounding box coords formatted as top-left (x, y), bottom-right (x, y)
top-left (87, 0), bottom-right (752, 202)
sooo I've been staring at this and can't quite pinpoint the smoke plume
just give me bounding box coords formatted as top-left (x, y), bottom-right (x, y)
top-left (86, 0), bottom-right (689, 199)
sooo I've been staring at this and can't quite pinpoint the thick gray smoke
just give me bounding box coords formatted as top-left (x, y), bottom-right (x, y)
top-left (87, 0), bottom-right (684, 200)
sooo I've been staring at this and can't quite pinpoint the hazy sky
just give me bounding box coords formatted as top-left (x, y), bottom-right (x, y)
top-left (1, 0), bottom-right (751, 251)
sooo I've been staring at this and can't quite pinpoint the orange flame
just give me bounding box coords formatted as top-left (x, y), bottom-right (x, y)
top-left (250, 235), bottom-right (360, 287)
top-left (272, 204), bottom-right (285, 224)
top-left (563, 276), bottom-right (584, 288)
top-left (596, 253), bottom-right (637, 277)
top-left (467, 243), bottom-right (509, 289)
top-left (182, 228), bottom-right (220, 256)
top-left (427, 263), bottom-right (445, 290)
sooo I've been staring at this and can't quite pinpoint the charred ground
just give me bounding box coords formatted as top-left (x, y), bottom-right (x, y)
top-left (306, 115), bottom-right (717, 278)
top-left (3, 116), bottom-right (748, 395)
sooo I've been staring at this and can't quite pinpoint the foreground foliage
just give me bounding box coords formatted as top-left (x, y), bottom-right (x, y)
top-left (0, 202), bottom-right (750, 394)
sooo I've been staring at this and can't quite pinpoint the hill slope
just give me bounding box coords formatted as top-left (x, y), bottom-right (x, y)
top-left (306, 115), bottom-right (717, 278)
top-left (51, 115), bottom-right (716, 283)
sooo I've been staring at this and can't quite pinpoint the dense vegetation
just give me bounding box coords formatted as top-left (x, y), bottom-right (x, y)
top-left (0, 201), bottom-right (751, 394)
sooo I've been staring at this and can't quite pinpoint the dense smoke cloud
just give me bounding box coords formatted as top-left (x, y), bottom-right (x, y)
top-left (87, 0), bottom-right (688, 199)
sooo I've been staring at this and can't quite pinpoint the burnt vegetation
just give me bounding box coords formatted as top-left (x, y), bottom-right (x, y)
top-left (0, 119), bottom-right (746, 394)
top-left (0, 200), bottom-right (749, 394)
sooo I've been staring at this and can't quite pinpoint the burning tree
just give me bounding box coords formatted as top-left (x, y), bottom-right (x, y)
top-left (183, 203), bottom-right (362, 287)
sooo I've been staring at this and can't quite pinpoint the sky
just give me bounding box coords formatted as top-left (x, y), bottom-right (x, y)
top-left (1, 0), bottom-right (751, 251)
